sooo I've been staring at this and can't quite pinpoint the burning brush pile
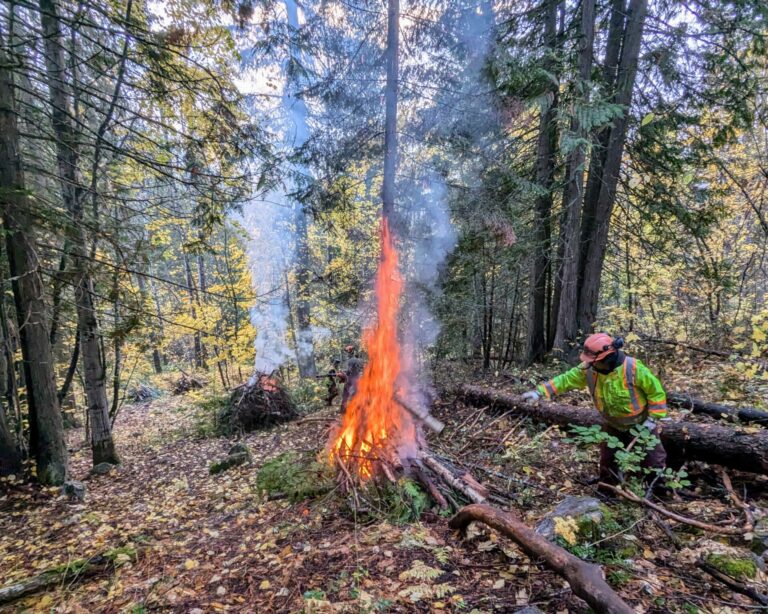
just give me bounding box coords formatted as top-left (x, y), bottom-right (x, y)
top-left (327, 219), bottom-right (487, 509)
top-left (219, 374), bottom-right (297, 434)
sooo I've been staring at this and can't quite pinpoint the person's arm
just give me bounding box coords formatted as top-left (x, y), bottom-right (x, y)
top-left (535, 366), bottom-right (587, 399)
top-left (636, 362), bottom-right (668, 420)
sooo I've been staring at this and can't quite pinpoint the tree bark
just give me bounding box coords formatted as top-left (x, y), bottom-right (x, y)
top-left (183, 249), bottom-right (204, 369)
top-left (382, 0), bottom-right (399, 222)
top-left (525, 0), bottom-right (558, 364)
top-left (459, 385), bottom-right (768, 474)
top-left (39, 0), bottom-right (118, 466)
top-left (0, 49), bottom-right (68, 484)
top-left (577, 0), bottom-right (648, 334)
top-left (580, 0), bottom-right (626, 278)
top-left (449, 504), bottom-right (633, 614)
top-left (553, 0), bottom-right (595, 355)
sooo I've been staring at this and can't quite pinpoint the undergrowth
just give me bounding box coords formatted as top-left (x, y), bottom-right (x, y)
top-left (256, 451), bottom-right (335, 502)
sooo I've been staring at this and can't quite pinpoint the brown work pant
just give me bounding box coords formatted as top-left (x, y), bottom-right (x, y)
top-left (599, 423), bottom-right (667, 485)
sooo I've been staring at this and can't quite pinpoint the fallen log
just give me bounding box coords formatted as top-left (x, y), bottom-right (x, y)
top-left (449, 504), bottom-right (633, 614)
top-left (666, 392), bottom-right (768, 426)
top-left (0, 548), bottom-right (133, 605)
top-left (459, 385), bottom-right (768, 475)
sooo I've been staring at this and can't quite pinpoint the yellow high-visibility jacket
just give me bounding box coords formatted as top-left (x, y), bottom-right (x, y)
top-left (536, 357), bottom-right (668, 429)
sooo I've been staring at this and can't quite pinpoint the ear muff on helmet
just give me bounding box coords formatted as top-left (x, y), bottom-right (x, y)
top-left (612, 337), bottom-right (624, 350)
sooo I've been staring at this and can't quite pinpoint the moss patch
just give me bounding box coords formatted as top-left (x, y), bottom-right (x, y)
top-left (706, 553), bottom-right (757, 581)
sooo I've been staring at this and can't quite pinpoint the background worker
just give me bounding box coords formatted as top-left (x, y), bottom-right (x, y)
top-left (522, 333), bottom-right (669, 485)
top-left (340, 345), bottom-right (364, 413)
top-left (325, 359), bottom-right (344, 406)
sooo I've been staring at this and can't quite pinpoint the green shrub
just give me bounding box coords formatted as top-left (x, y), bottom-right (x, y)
top-left (375, 478), bottom-right (430, 525)
top-left (256, 451), bottom-right (334, 502)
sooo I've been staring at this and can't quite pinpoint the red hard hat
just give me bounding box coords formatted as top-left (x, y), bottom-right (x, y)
top-left (580, 333), bottom-right (616, 364)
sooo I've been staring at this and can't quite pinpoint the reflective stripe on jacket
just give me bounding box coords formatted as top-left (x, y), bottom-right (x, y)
top-left (536, 357), bottom-right (668, 429)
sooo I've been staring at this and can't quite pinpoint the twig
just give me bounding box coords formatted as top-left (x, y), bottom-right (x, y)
top-left (717, 467), bottom-right (754, 532)
top-left (598, 483), bottom-right (748, 535)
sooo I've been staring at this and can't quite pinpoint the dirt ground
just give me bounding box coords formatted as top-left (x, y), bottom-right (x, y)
top-left (1, 377), bottom-right (766, 613)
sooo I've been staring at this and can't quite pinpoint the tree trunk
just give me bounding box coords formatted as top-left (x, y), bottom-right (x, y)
top-left (39, 0), bottom-right (118, 466)
top-left (525, 0), bottom-right (558, 364)
top-left (459, 385), bottom-right (768, 474)
top-left (0, 331), bottom-right (21, 475)
top-left (580, 0), bottom-right (626, 277)
top-left (382, 0), bottom-right (399, 222)
top-left (553, 0), bottom-right (596, 355)
top-left (450, 504), bottom-right (633, 614)
top-left (136, 272), bottom-right (163, 373)
top-left (183, 250), bottom-right (204, 369)
top-left (0, 49), bottom-right (68, 484)
top-left (577, 0), bottom-right (648, 334)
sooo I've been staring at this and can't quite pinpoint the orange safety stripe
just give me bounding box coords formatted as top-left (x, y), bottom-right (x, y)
top-left (544, 380), bottom-right (557, 397)
top-left (585, 369), bottom-right (600, 411)
top-left (623, 357), bottom-right (644, 416)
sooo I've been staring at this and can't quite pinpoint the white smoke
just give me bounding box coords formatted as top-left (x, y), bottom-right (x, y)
top-left (397, 174), bottom-right (457, 414)
top-left (243, 195), bottom-right (295, 376)
top-left (239, 0), bottom-right (318, 377)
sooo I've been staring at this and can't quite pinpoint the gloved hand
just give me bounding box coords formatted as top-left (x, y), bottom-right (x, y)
top-left (521, 390), bottom-right (541, 404)
top-left (641, 418), bottom-right (656, 431)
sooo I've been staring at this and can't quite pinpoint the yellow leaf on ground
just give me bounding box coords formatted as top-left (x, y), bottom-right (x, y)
top-left (259, 579), bottom-right (271, 590)
top-left (183, 559), bottom-right (199, 570)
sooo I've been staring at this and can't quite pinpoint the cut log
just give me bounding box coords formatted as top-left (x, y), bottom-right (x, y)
top-left (459, 385), bottom-right (768, 475)
top-left (666, 392), bottom-right (768, 426)
top-left (449, 504), bottom-right (633, 614)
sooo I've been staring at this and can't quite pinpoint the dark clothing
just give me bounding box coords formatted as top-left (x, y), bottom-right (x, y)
top-left (599, 423), bottom-right (667, 485)
top-left (325, 369), bottom-right (340, 406)
top-left (340, 357), bottom-right (363, 413)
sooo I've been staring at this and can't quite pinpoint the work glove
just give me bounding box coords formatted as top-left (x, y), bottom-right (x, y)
top-left (521, 390), bottom-right (541, 404)
top-left (641, 418), bottom-right (656, 431)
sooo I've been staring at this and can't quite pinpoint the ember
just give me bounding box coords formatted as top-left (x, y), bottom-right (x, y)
top-left (329, 218), bottom-right (419, 479)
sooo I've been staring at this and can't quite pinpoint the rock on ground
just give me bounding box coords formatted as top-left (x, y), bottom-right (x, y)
top-left (535, 495), bottom-right (603, 541)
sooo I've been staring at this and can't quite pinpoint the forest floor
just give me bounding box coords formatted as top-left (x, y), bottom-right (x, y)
top-left (1, 366), bottom-right (766, 613)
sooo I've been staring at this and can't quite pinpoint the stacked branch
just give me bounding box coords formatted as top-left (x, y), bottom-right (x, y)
top-left (459, 385), bottom-right (768, 474)
top-left (219, 376), bottom-right (297, 433)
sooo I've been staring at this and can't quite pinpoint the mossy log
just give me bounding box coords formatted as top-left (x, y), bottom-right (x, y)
top-left (459, 385), bottom-right (768, 475)
top-left (0, 547), bottom-right (136, 605)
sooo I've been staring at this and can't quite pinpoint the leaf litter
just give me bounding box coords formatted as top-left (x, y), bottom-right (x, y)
top-left (0, 378), bottom-right (766, 613)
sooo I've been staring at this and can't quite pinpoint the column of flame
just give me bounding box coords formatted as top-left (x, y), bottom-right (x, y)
top-left (329, 218), bottom-right (414, 478)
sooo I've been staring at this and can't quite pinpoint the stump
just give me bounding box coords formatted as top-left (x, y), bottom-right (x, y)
top-left (218, 375), bottom-right (297, 434)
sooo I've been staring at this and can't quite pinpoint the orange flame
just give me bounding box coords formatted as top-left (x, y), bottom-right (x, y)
top-left (329, 218), bottom-right (415, 478)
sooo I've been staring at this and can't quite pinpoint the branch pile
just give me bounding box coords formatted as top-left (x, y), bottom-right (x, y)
top-left (219, 376), bottom-right (297, 434)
